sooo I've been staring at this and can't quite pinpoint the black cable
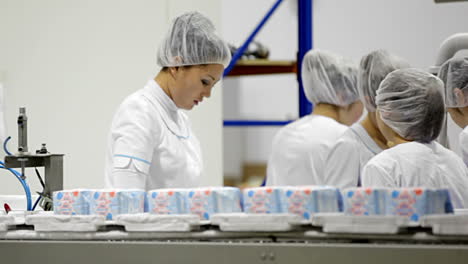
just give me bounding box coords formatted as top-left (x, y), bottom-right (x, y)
top-left (34, 168), bottom-right (50, 210)
top-left (35, 167), bottom-right (45, 189)
top-left (32, 195), bottom-right (42, 211)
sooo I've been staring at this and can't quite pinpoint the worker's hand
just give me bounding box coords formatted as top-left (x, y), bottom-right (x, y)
top-left (448, 106), bottom-right (468, 129)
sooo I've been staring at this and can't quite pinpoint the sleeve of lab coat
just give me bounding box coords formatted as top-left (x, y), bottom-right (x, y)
top-left (109, 97), bottom-right (161, 188)
top-left (460, 126), bottom-right (468, 167)
top-left (324, 139), bottom-right (360, 189)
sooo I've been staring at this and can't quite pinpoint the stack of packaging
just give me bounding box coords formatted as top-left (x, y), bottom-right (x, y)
top-left (243, 186), bottom-right (342, 219)
top-left (343, 187), bottom-right (453, 221)
top-left (54, 189), bottom-right (145, 220)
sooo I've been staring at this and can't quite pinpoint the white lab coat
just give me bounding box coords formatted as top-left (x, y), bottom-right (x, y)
top-left (105, 79), bottom-right (202, 190)
top-left (266, 115), bottom-right (348, 186)
top-left (325, 123), bottom-right (383, 189)
top-left (362, 141), bottom-right (468, 208)
top-left (460, 126), bottom-right (468, 167)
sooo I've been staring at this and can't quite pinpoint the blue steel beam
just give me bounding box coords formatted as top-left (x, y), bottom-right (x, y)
top-left (298, 0), bottom-right (313, 117)
top-left (223, 0), bottom-right (284, 76)
top-left (224, 120), bottom-right (293, 127)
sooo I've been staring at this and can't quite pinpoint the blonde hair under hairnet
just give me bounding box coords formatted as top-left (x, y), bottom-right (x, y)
top-left (376, 68), bottom-right (445, 143)
top-left (157, 11), bottom-right (231, 68)
top-left (302, 50), bottom-right (359, 107)
top-left (358, 50), bottom-right (410, 112)
top-left (438, 57), bottom-right (468, 107)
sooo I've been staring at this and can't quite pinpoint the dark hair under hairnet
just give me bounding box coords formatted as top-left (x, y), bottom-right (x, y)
top-left (358, 50), bottom-right (410, 112)
top-left (438, 57), bottom-right (468, 107)
top-left (376, 68), bottom-right (445, 143)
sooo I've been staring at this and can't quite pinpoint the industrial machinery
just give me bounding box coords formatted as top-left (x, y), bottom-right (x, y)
top-left (3, 107), bottom-right (64, 210)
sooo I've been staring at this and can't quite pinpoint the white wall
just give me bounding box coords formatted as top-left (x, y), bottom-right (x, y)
top-left (0, 0), bottom-right (224, 195)
top-left (222, 0), bottom-right (468, 179)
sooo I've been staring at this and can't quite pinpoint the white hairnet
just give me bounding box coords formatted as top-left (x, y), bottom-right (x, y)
top-left (302, 50), bottom-right (359, 107)
top-left (157, 11), bottom-right (231, 68)
top-left (438, 57), bottom-right (468, 107)
top-left (358, 50), bottom-right (410, 112)
top-left (376, 68), bottom-right (445, 143)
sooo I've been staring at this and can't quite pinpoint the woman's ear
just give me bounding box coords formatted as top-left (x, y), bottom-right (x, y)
top-left (376, 109), bottom-right (394, 143)
top-left (173, 56), bottom-right (183, 65)
top-left (364, 96), bottom-right (373, 110)
top-left (454, 88), bottom-right (467, 106)
top-left (169, 67), bottom-right (179, 79)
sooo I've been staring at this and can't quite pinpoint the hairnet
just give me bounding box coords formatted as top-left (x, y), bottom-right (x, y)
top-left (376, 68), bottom-right (445, 143)
top-left (438, 57), bottom-right (468, 107)
top-left (358, 50), bottom-right (410, 112)
top-left (302, 50), bottom-right (359, 107)
top-left (157, 11), bottom-right (231, 68)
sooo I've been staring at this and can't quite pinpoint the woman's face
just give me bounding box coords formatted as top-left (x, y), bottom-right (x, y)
top-left (170, 64), bottom-right (224, 110)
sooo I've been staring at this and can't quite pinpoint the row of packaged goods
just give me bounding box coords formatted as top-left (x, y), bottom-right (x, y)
top-left (53, 186), bottom-right (453, 222)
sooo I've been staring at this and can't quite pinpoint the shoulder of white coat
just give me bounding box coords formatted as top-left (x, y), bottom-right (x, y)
top-left (311, 115), bottom-right (349, 140)
top-left (282, 115), bottom-right (311, 130)
top-left (271, 118), bottom-right (301, 143)
top-left (326, 122), bottom-right (349, 144)
top-left (364, 148), bottom-right (398, 172)
top-left (335, 122), bottom-right (349, 134)
top-left (384, 142), bottom-right (420, 155)
top-left (333, 128), bottom-right (360, 148)
top-left (112, 90), bottom-right (164, 130)
top-left (327, 132), bottom-right (359, 161)
top-left (272, 116), bottom-right (321, 148)
top-left (322, 114), bottom-right (348, 130)
top-left (361, 151), bottom-right (396, 186)
top-left (434, 141), bottom-right (466, 165)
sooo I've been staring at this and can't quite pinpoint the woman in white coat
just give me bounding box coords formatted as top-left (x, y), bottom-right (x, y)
top-left (439, 57), bottom-right (468, 166)
top-left (361, 69), bottom-right (468, 208)
top-left (266, 50), bottom-right (363, 186)
top-left (324, 50), bottom-right (409, 188)
top-left (105, 11), bottom-right (231, 190)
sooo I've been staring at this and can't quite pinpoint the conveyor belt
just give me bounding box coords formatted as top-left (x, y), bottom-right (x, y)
top-left (2, 224), bottom-right (468, 264)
